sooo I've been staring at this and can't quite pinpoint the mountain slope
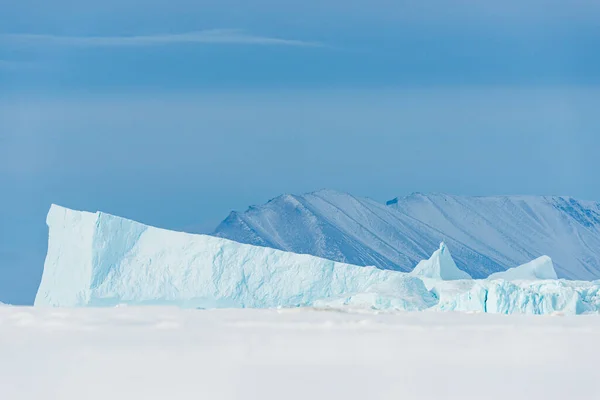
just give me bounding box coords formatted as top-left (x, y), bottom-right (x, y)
top-left (212, 190), bottom-right (600, 279)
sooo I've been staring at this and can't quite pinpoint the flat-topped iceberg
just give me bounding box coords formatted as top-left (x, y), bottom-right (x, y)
top-left (35, 205), bottom-right (435, 310)
top-left (35, 205), bottom-right (600, 315)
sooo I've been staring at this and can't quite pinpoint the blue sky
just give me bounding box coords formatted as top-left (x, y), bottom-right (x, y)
top-left (1, 0), bottom-right (600, 304)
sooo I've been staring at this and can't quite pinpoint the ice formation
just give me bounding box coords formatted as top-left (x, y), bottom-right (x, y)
top-left (36, 205), bottom-right (600, 315)
top-left (35, 205), bottom-right (435, 310)
top-left (410, 242), bottom-right (472, 280)
top-left (320, 251), bottom-right (600, 315)
top-left (429, 278), bottom-right (600, 314)
top-left (488, 256), bottom-right (558, 281)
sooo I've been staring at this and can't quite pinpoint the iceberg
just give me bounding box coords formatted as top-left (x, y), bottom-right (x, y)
top-left (35, 204), bottom-right (600, 315)
top-left (488, 256), bottom-right (558, 281)
top-left (430, 279), bottom-right (600, 315)
top-left (413, 250), bottom-right (600, 314)
top-left (35, 205), bottom-right (435, 310)
top-left (317, 248), bottom-right (600, 314)
top-left (410, 242), bottom-right (472, 280)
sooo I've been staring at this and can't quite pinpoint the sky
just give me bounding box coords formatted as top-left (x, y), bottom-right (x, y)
top-left (1, 0), bottom-right (600, 304)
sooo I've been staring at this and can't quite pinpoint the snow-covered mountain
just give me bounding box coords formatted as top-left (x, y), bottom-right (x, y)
top-left (213, 190), bottom-right (600, 280)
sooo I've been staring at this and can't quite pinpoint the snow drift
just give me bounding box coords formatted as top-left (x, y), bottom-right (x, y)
top-left (36, 205), bottom-right (600, 315)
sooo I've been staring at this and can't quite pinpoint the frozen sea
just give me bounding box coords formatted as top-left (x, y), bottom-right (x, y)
top-left (0, 306), bottom-right (597, 400)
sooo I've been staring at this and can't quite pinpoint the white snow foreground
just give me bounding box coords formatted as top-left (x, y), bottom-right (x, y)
top-left (3, 307), bottom-right (600, 400)
top-left (36, 205), bottom-right (600, 315)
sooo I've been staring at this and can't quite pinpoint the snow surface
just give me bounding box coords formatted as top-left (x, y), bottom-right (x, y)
top-left (36, 205), bottom-right (435, 310)
top-left (1, 306), bottom-right (599, 400)
top-left (213, 190), bottom-right (600, 279)
top-left (410, 242), bottom-right (472, 280)
top-left (488, 256), bottom-right (558, 280)
top-left (36, 205), bottom-right (600, 315)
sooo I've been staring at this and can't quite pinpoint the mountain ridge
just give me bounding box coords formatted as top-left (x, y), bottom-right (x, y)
top-left (213, 190), bottom-right (600, 280)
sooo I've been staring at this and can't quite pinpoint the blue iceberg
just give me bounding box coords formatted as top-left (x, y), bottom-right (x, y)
top-left (35, 205), bottom-right (435, 310)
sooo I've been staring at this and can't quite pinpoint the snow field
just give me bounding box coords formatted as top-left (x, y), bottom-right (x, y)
top-left (0, 306), bottom-right (598, 400)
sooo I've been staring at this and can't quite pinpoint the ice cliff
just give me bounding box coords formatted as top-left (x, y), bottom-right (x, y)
top-left (429, 279), bottom-right (600, 315)
top-left (36, 205), bottom-right (600, 315)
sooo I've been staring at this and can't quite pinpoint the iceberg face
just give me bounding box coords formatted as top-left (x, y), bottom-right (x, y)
top-left (35, 205), bottom-right (435, 310)
top-left (37, 205), bottom-right (100, 307)
top-left (410, 242), bottom-right (472, 281)
top-left (488, 256), bottom-right (558, 281)
top-left (431, 279), bottom-right (600, 315)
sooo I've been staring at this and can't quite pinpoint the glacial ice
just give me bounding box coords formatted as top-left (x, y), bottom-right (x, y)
top-left (410, 242), bottom-right (472, 280)
top-left (322, 252), bottom-right (600, 314)
top-left (488, 256), bottom-right (558, 281)
top-left (35, 205), bottom-right (600, 315)
top-left (35, 205), bottom-right (435, 310)
top-left (429, 279), bottom-right (600, 314)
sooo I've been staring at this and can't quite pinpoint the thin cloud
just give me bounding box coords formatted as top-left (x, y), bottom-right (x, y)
top-left (0, 29), bottom-right (321, 48)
